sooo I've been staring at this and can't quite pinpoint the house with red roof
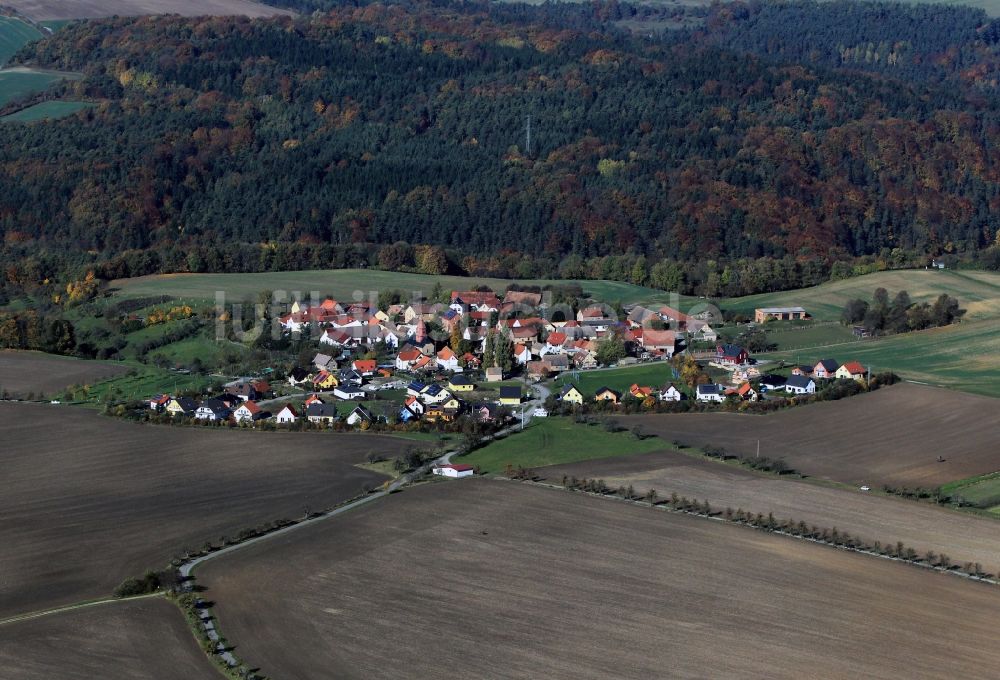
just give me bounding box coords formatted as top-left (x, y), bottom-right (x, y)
top-left (835, 361), bottom-right (866, 381)
top-left (274, 404), bottom-right (299, 424)
top-left (514, 343), bottom-right (532, 365)
top-left (395, 346), bottom-right (424, 371)
top-left (233, 400), bottom-right (266, 424)
top-left (352, 359), bottom-right (377, 376)
top-left (437, 346), bottom-right (460, 372)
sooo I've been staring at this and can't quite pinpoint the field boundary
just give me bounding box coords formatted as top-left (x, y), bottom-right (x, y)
top-left (0, 591), bottom-right (162, 627)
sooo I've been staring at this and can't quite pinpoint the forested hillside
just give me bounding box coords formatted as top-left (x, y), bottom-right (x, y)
top-left (3, 0), bottom-right (1000, 297)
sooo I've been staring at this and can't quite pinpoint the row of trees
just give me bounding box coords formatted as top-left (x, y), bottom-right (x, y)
top-left (841, 288), bottom-right (965, 334)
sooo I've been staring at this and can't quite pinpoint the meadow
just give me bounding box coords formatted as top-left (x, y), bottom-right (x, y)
top-left (0, 68), bottom-right (65, 107)
top-left (1, 99), bottom-right (92, 122)
top-left (459, 416), bottom-right (667, 473)
top-left (0, 0), bottom-right (293, 20)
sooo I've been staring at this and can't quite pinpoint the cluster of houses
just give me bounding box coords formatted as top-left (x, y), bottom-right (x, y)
top-left (557, 382), bottom-right (686, 406)
top-left (149, 378), bottom-right (280, 423)
top-left (273, 291), bottom-right (721, 380)
top-left (700, 358), bottom-right (868, 403)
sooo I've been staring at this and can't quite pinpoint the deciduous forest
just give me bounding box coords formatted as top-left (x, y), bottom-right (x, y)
top-left (4, 0), bottom-right (1000, 297)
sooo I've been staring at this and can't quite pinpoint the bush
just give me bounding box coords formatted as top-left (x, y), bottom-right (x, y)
top-left (114, 570), bottom-right (162, 598)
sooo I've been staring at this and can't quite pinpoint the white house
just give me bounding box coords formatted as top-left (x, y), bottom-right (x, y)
top-left (274, 404), bottom-right (299, 424)
top-left (333, 386), bottom-right (366, 400)
top-left (433, 464), bottom-right (475, 478)
top-left (785, 375), bottom-right (816, 395)
top-left (233, 401), bottom-right (265, 423)
top-left (514, 343), bottom-right (532, 365)
top-left (346, 405), bottom-right (374, 426)
top-left (195, 399), bottom-right (231, 421)
top-left (659, 383), bottom-right (684, 402)
top-left (696, 384), bottom-right (725, 403)
top-left (436, 347), bottom-right (460, 372)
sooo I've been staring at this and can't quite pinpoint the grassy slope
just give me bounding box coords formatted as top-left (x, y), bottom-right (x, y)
top-left (1, 100), bottom-right (92, 122)
top-left (0, 70), bottom-right (62, 106)
top-left (722, 269), bottom-right (1000, 322)
top-left (552, 362), bottom-right (679, 396)
top-left (110, 270), bottom-right (700, 307)
top-left (0, 17), bottom-right (41, 65)
top-left (460, 416), bottom-right (667, 473)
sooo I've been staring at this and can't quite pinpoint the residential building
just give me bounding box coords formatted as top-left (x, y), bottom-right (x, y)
top-left (696, 384), bottom-right (725, 402)
top-left (835, 361), bottom-right (866, 381)
top-left (346, 405), bottom-right (375, 426)
top-left (715, 344), bottom-right (749, 365)
top-left (785, 375), bottom-right (816, 394)
top-left (754, 306), bottom-right (808, 323)
top-left (274, 404), bottom-right (299, 424)
top-left (499, 386), bottom-right (522, 405)
top-left (306, 402), bottom-right (340, 425)
top-left (594, 386), bottom-right (622, 404)
top-left (813, 359), bottom-right (839, 379)
top-left (659, 383), bottom-right (684, 401)
top-left (559, 384), bottom-right (585, 405)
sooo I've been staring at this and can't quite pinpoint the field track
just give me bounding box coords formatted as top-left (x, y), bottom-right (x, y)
top-left (0, 596), bottom-right (216, 679)
top-left (542, 451), bottom-right (1000, 571)
top-left (199, 479), bottom-right (1000, 680)
top-left (0, 402), bottom-right (404, 618)
top-left (621, 382), bottom-right (1000, 488)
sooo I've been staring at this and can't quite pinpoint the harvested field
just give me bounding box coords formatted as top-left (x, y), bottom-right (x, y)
top-left (0, 597), bottom-right (216, 679)
top-left (0, 349), bottom-right (129, 397)
top-left (2, 0), bottom-right (293, 20)
top-left (621, 382), bottom-right (1000, 487)
top-left (200, 479), bottom-right (1000, 680)
top-left (0, 402), bottom-right (406, 618)
top-left (542, 451), bottom-right (1000, 571)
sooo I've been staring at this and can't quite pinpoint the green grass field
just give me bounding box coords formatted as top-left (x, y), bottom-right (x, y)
top-left (76, 364), bottom-right (215, 407)
top-left (723, 270), bottom-right (1000, 322)
top-left (552, 363), bottom-right (679, 397)
top-left (0, 17), bottom-right (41, 66)
top-left (110, 270), bottom-right (700, 308)
top-left (0, 70), bottom-right (65, 107)
top-left (459, 416), bottom-right (667, 473)
top-left (1, 100), bottom-right (92, 122)
top-left (761, 316), bottom-right (1000, 396)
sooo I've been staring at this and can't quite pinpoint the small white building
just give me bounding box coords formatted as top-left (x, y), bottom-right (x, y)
top-left (785, 375), bottom-right (816, 395)
top-left (434, 464), bottom-right (475, 478)
top-left (274, 404), bottom-right (299, 424)
top-left (659, 384), bottom-right (684, 402)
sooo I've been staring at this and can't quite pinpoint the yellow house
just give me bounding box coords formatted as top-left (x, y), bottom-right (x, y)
top-left (559, 384), bottom-right (584, 405)
top-left (448, 374), bottom-right (475, 392)
top-left (835, 361), bottom-right (866, 381)
top-left (593, 387), bottom-right (622, 404)
top-left (165, 397), bottom-right (196, 417)
top-left (499, 386), bottom-right (522, 406)
top-left (313, 370), bottom-right (339, 390)
top-left (442, 397), bottom-right (463, 411)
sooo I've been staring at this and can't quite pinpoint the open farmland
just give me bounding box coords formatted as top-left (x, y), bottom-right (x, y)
top-left (542, 451), bottom-right (1000, 571)
top-left (1, 0), bottom-right (293, 20)
top-left (621, 383), bottom-right (1000, 488)
top-left (0, 402), bottom-right (408, 618)
top-left (199, 479), bottom-right (1000, 680)
top-left (0, 349), bottom-right (129, 397)
top-left (0, 597), bottom-right (216, 679)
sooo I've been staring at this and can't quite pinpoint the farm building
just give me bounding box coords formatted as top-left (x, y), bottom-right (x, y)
top-left (754, 306), bottom-right (808, 323)
top-left (434, 464), bottom-right (475, 478)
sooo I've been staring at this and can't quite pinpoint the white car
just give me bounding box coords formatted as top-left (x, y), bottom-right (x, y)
top-left (533, 408), bottom-right (549, 418)
top-left (859, 485), bottom-right (871, 492)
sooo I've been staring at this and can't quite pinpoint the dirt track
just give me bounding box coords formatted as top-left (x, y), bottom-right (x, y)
top-left (199, 479), bottom-right (1000, 680)
top-left (0, 402), bottom-right (403, 618)
top-left (543, 451), bottom-right (1000, 572)
top-left (622, 383), bottom-right (1000, 487)
top-left (0, 597), bottom-right (216, 679)
top-left (3, 0), bottom-right (292, 20)
top-left (0, 350), bottom-right (127, 398)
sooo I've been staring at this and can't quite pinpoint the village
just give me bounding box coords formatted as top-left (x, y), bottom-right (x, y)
top-left (141, 290), bottom-right (877, 430)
